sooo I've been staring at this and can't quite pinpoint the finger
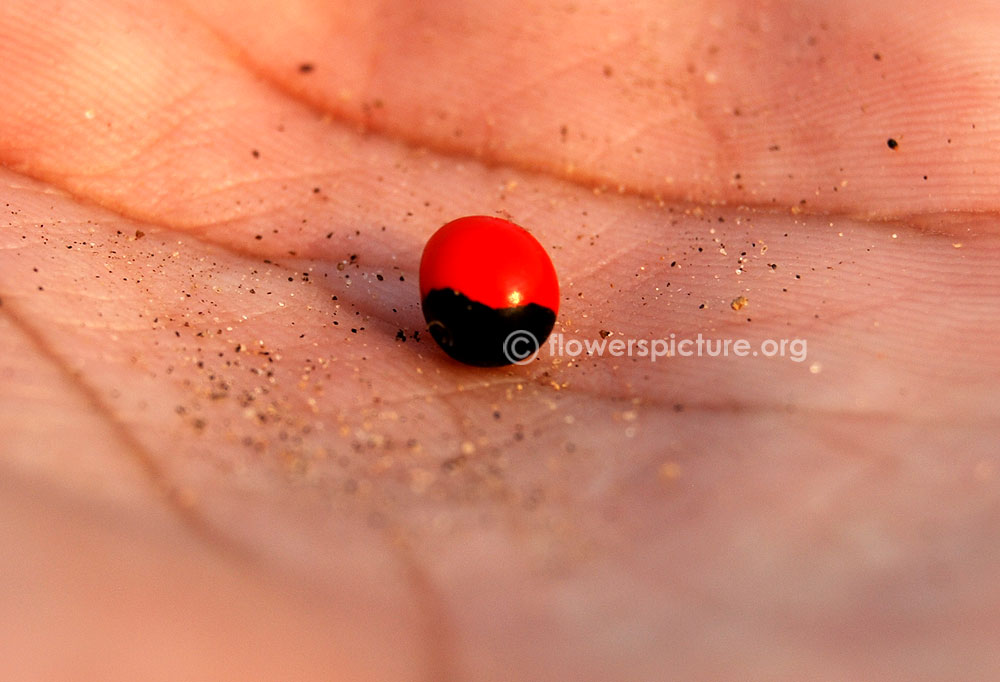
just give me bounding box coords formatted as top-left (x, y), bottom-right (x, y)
top-left (182, 0), bottom-right (1000, 217)
top-left (2, 0), bottom-right (999, 228)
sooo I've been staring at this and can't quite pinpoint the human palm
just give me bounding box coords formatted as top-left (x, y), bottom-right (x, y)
top-left (2, 1), bottom-right (999, 679)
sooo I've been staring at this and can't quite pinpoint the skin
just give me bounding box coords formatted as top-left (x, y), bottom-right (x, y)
top-left (1, 0), bottom-right (999, 679)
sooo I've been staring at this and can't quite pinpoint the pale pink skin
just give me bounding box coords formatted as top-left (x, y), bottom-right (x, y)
top-left (1, 1), bottom-right (999, 680)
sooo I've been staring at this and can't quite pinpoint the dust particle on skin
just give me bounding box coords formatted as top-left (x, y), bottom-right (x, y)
top-left (731, 295), bottom-right (748, 311)
top-left (659, 462), bottom-right (682, 481)
top-left (441, 455), bottom-right (466, 472)
top-left (887, 138), bottom-right (898, 149)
